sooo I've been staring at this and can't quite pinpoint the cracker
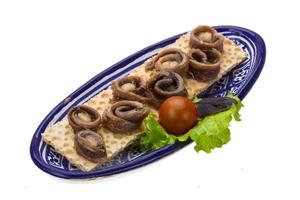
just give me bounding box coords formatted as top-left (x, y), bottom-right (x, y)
top-left (43, 88), bottom-right (145, 171)
top-left (42, 31), bottom-right (247, 171)
top-left (131, 33), bottom-right (247, 98)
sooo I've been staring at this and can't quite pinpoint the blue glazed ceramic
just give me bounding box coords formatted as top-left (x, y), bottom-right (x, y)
top-left (30, 26), bottom-right (266, 179)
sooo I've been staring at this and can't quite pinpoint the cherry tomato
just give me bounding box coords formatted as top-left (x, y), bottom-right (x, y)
top-left (159, 96), bottom-right (198, 136)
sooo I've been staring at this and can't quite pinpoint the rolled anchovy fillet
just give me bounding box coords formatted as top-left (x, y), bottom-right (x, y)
top-left (189, 48), bottom-right (222, 82)
top-left (112, 76), bottom-right (151, 103)
top-left (146, 71), bottom-right (188, 108)
top-left (103, 100), bottom-right (149, 133)
top-left (74, 130), bottom-right (107, 163)
top-left (145, 48), bottom-right (189, 76)
top-left (68, 105), bottom-right (101, 132)
top-left (189, 25), bottom-right (224, 52)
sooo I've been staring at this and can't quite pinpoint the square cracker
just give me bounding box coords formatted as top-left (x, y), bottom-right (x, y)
top-left (42, 32), bottom-right (247, 171)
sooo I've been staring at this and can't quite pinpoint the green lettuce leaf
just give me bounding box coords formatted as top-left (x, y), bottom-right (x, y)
top-left (139, 93), bottom-right (243, 153)
top-left (139, 114), bottom-right (178, 150)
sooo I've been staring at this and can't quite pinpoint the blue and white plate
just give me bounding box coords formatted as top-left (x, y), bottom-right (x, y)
top-left (30, 26), bottom-right (266, 179)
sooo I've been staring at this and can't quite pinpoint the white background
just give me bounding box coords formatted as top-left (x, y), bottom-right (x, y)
top-left (1, 0), bottom-right (299, 199)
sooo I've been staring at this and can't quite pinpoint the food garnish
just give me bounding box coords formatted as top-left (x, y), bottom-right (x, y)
top-left (140, 93), bottom-right (242, 153)
top-left (196, 96), bottom-right (237, 118)
top-left (159, 96), bottom-right (198, 136)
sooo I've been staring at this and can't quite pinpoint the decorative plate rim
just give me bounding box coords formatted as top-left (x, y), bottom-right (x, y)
top-left (30, 25), bottom-right (266, 179)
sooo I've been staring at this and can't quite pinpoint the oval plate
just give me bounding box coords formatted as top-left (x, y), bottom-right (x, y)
top-left (30, 26), bottom-right (266, 179)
